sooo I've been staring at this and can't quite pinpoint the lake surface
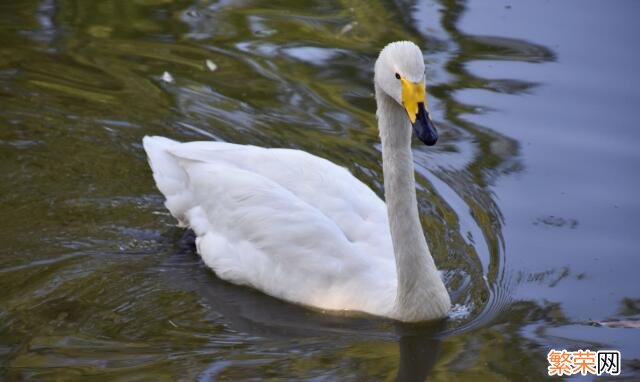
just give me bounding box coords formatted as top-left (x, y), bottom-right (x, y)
top-left (1, 0), bottom-right (639, 380)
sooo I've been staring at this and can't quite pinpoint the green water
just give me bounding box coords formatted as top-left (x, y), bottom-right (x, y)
top-left (1, 0), bottom-right (639, 380)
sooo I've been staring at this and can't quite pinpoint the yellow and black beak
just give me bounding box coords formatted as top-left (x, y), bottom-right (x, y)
top-left (401, 78), bottom-right (438, 146)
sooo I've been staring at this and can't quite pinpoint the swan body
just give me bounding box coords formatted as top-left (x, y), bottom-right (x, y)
top-left (144, 41), bottom-right (451, 322)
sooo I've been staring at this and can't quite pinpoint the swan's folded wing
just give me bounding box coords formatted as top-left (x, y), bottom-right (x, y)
top-left (167, 141), bottom-right (392, 256)
top-left (179, 159), bottom-right (352, 252)
top-left (175, 159), bottom-right (395, 311)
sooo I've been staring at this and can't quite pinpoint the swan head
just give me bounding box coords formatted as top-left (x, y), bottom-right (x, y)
top-left (374, 41), bottom-right (438, 146)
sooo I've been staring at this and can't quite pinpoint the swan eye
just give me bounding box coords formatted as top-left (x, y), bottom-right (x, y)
top-left (395, 72), bottom-right (401, 80)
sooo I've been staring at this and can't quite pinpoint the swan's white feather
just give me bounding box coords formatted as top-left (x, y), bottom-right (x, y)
top-left (143, 136), bottom-right (396, 315)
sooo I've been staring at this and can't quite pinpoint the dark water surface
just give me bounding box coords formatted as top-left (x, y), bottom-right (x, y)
top-left (1, 0), bottom-right (639, 380)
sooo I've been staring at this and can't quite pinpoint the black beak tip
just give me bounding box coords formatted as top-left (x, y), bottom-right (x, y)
top-left (412, 103), bottom-right (438, 146)
top-left (422, 133), bottom-right (438, 146)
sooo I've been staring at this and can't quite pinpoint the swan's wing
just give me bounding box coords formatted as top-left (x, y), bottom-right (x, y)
top-left (167, 140), bottom-right (393, 256)
top-left (143, 136), bottom-right (396, 314)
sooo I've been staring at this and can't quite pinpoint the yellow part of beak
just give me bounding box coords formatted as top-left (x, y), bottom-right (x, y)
top-left (401, 78), bottom-right (426, 123)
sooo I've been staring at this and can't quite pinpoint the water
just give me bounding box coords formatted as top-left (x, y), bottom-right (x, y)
top-left (1, 0), bottom-right (639, 380)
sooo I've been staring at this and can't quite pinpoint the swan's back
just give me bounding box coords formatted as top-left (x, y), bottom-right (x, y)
top-left (143, 136), bottom-right (396, 315)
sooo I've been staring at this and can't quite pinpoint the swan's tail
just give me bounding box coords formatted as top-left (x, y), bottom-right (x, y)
top-left (142, 135), bottom-right (192, 226)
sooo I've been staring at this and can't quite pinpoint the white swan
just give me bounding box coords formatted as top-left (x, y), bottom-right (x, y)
top-left (143, 41), bottom-right (451, 322)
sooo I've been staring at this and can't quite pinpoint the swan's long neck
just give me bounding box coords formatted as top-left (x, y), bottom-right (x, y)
top-left (375, 85), bottom-right (450, 321)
